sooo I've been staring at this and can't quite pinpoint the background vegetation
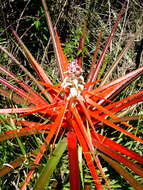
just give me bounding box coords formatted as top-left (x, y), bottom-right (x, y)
top-left (0, 0), bottom-right (143, 189)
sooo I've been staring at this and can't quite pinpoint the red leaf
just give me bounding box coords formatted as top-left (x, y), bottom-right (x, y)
top-left (0, 76), bottom-right (42, 106)
top-left (88, 3), bottom-right (125, 89)
top-left (71, 107), bottom-right (111, 189)
top-left (91, 132), bottom-right (143, 164)
top-left (67, 132), bottom-right (80, 190)
top-left (42, 0), bottom-right (65, 81)
top-left (70, 119), bottom-right (104, 190)
top-left (0, 123), bottom-right (50, 141)
top-left (87, 31), bottom-right (102, 83)
top-left (11, 27), bottom-right (52, 85)
top-left (55, 31), bottom-right (68, 79)
top-left (21, 102), bottom-right (68, 188)
top-left (77, 16), bottom-right (87, 67)
top-left (92, 138), bottom-right (143, 178)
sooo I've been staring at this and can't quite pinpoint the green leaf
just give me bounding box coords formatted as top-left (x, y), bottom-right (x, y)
top-left (77, 49), bottom-right (82, 56)
top-left (0, 37), bottom-right (6, 42)
top-left (35, 21), bottom-right (40, 29)
top-left (33, 138), bottom-right (67, 190)
top-left (42, 34), bottom-right (48, 41)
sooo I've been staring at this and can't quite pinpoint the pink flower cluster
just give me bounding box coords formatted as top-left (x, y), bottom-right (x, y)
top-left (68, 60), bottom-right (82, 77)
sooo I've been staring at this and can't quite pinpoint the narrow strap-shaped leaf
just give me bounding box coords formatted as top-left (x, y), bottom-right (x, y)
top-left (90, 111), bottom-right (143, 143)
top-left (21, 169), bottom-right (35, 190)
top-left (42, 0), bottom-right (64, 81)
top-left (70, 119), bottom-right (103, 190)
top-left (55, 31), bottom-right (68, 79)
top-left (77, 96), bottom-right (101, 141)
top-left (92, 65), bottom-right (143, 95)
top-left (0, 76), bottom-right (40, 105)
top-left (0, 87), bottom-right (25, 105)
top-left (84, 90), bottom-right (113, 103)
top-left (91, 65), bottom-right (143, 106)
top-left (88, 4), bottom-right (125, 89)
top-left (88, 93), bottom-right (143, 134)
top-left (21, 102), bottom-right (68, 189)
top-left (92, 138), bottom-right (143, 178)
top-left (0, 64), bottom-right (47, 104)
top-left (90, 90), bottom-right (143, 117)
top-left (99, 76), bottom-right (143, 106)
top-left (0, 45), bottom-right (53, 102)
top-left (0, 157), bottom-right (25, 177)
top-left (77, 16), bottom-right (87, 67)
top-left (70, 105), bottom-right (95, 153)
top-left (0, 104), bottom-right (51, 114)
top-left (33, 138), bottom-right (67, 190)
top-left (0, 123), bottom-right (50, 141)
top-left (87, 100), bottom-right (143, 143)
top-left (11, 27), bottom-right (52, 85)
top-left (83, 82), bottom-right (118, 104)
top-left (111, 115), bottom-right (143, 122)
top-left (91, 132), bottom-right (143, 164)
top-left (101, 24), bottom-right (143, 85)
top-left (87, 31), bottom-right (102, 83)
top-left (100, 153), bottom-right (143, 190)
top-left (84, 79), bottom-right (103, 88)
top-left (86, 96), bottom-right (138, 132)
top-left (0, 149), bottom-right (38, 178)
top-left (70, 107), bottom-right (111, 189)
top-left (34, 103), bottom-right (67, 163)
top-left (67, 132), bottom-right (80, 190)
top-left (105, 90), bottom-right (143, 112)
top-left (106, 95), bottom-right (143, 117)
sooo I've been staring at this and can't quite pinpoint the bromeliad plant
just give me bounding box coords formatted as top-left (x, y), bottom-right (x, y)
top-left (0, 0), bottom-right (143, 189)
